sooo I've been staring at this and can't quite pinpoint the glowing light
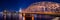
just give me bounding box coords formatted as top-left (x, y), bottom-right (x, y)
top-left (23, 2), bottom-right (60, 12)
top-left (19, 8), bottom-right (22, 12)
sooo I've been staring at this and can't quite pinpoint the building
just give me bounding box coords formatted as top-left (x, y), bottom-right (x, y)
top-left (3, 10), bottom-right (19, 20)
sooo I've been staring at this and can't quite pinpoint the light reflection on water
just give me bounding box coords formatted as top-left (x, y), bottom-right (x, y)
top-left (34, 14), bottom-right (55, 20)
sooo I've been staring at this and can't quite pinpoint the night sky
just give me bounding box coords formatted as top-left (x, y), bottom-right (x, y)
top-left (0, 0), bottom-right (60, 11)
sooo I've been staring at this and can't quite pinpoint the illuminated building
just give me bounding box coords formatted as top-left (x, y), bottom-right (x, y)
top-left (3, 10), bottom-right (19, 20)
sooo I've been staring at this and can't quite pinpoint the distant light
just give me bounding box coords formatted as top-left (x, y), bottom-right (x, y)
top-left (19, 8), bottom-right (22, 12)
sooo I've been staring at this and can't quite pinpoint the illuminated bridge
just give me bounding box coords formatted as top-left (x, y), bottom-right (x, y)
top-left (3, 1), bottom-right (60, 20)
top-left (20, 1), bottom-right (60, 20)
